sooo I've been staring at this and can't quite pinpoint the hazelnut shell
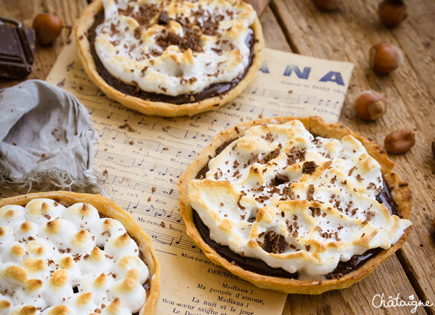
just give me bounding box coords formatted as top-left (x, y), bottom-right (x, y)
top-left (354, 90), bottom-right (388, 121)
top-left (384, 128), bottom-right (416, 154)
top-left (369, 43), bottom-right (403, 74)
top-left (312, 0), bottom-right (340, 11)
top-left (378, 0), bottom-right (408, 28)
top-left (33, 13), bottom-right (63, 45)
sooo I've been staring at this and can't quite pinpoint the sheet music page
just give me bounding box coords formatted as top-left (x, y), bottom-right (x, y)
top-left (14, 39), bottom-right (354, 314)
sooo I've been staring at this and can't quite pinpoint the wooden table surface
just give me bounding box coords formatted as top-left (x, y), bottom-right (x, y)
top-left (1, 1), bottom-right (434, 314)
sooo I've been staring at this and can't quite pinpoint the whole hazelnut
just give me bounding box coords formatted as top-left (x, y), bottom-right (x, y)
top-left (384, 128), bottom-right (415, 154)
top-left (369, 43), bottom-right (403, 74)
top-left (354, 90), bottom-right (388, 121)
top-left (378, 0), bottom-right (408, 28)
top-left (312, 0), bottom-right (340, 11)
top-left (33, 13), bottom-right (63, 45)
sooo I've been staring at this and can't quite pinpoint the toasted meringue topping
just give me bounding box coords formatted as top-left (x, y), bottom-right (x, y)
top-left (10, 305), bottom-right (38, 315)
top-left (41, 305), bottom-right (70, 315)
top-left (95, 0), bottom-right (256, 96)
top-left (64, 203), bottom-right (100, 229)
top-left (0, 199), bottom-right (150, 314)
top-left (0, 299), bottom-right (12, 310)
top-left (26, 279), bottom-right (43, 292)
top-left (188, 120), bottom-right (412, 278)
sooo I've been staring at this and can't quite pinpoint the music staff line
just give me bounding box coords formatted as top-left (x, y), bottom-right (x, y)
top-left (86, 106), bottom-right (213, 143)
top-left (113, 197), bottom-right (184, 226)
top-left (95, 149), bottom-right (184, 179)
top-left (98, 128), bottom-right (198, 160)
top-left (145, 229), bottom-right (201, 254)
top-left (100, 173), bottom-right (180, 200)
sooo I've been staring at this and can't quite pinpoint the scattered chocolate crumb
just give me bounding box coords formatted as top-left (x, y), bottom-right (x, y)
top-left (151, 187), bottom-right (156, 193)
top-left (158, 10), bottom-right (169, 25)
top-left (160, 221), bottom-right (165, 228)
top-left (302, 161), bottom-right (317, 174)
top-left (262, 231), bottom-right (288, 254)
top-left (119, 123), bottom-right (135, 132)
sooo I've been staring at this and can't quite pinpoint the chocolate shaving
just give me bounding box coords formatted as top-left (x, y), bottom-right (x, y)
top-left (307, 184), bottom-right (315, 201)
top-left (158, 11), bottom-right (170, 25)
top-left (262, 231), bottom-right (288, 254)
top-left (271, 174), bottom-right (289, 186)
top-left (302, 161), bottom-right (317, 174)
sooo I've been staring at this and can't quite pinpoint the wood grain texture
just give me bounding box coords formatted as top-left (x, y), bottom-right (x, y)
top-left (250, 0), bottom-right (272, 17)
top-left (0, 0), bottom-right (434, 314)
top-left (272, 0), bottom-right (435, 313)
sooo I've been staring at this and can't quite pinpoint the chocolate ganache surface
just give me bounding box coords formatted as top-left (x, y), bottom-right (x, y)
top-left (88, 10), bottom-right (256, 105)
top-left (192, 137), bottom-right (401, 280)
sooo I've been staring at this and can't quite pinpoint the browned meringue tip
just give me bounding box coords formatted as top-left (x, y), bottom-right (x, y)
top-left (76, 292), bottom-right (93, 306)
top-left (26, 278), bottom-right (43, 292)
top-left (72, 229), bottom-right (91, 245)
top-left (16, 305), bottom-right (38, 315)
top-left (0, 226), bottom-right (6, 237)
top-left (120, 268), bottom-right (140, 291)
top-left (60, 256), bottom-right (74, 269)
top-left (106, 297), bottom-right (122, 313)
top-left (117, 254), bottom-right (138, 269)
top-left (79, 203), bottom-right (92, 215)
top-left (114, 232), bottom-right (131, 247)
top-left (20, 221), bottom-right (33, 232)
top-left (4, 209), bottom-right (16, 218)
top-left (27, 241), bottom-right (45, 256)
top-left (94, 273), bottom-right (107, 287)
top-left (49, 269), bottom-right (68, 289)
top-left (47, 305), bottom-right (71, 315)
top-left (10, 244), bottom-right (25, 258)
top-left (0, 299), bottom-right (12, 309)
top-left (89, 246), bottom-right (103, 261)
top-left (45, 218), bottom-right (62, 234)
top-left (23, 257), bottom-right (46, 273)
top-left (41, 202), bottom-right (50, 212)
top-left (3, 265), bottom-right (28, 284)
top-left (103, 218), bottom-right (115, 229)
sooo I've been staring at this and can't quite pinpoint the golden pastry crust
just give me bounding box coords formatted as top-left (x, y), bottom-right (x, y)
top-left (178, 116), bottom-right (412, 294)
top-left (74, 0), bottom-right (264, 117)
top-left (0, 191), bottom-right (160, 314)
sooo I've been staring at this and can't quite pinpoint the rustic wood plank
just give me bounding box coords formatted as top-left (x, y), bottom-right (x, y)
top-left (250, 0), bottom-right (272, 17)
top-left (272, 0), bottom-right (435, 313)
top-left (260, 7), bottom-right (293, 52)
top-left (285, 256), bottom-right (427, 315)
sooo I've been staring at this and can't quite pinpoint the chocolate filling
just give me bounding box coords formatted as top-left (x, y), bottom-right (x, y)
top-left (192, 137), bottom-right (401, 279)
top-left (87, 11), bottom-right (255, 105)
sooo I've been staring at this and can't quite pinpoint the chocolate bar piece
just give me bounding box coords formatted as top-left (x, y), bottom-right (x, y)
top-left (0, 18), bottom-right (35, 79)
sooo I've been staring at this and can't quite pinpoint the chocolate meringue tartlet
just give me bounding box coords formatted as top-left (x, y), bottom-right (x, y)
top-left (178, 116), bottom-right (412, 294)
top-left (0, 191), bottom-right (160, 314)
top-left (74, 0), bottom-right (264, 117)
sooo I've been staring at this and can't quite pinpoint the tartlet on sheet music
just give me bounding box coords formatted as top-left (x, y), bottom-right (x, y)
top-left (74, 0), bottom-right (264, 117)
top-left (178, 116), bottom-right (412, 294)
top-left (0, 191), bottom-right (160, 314)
